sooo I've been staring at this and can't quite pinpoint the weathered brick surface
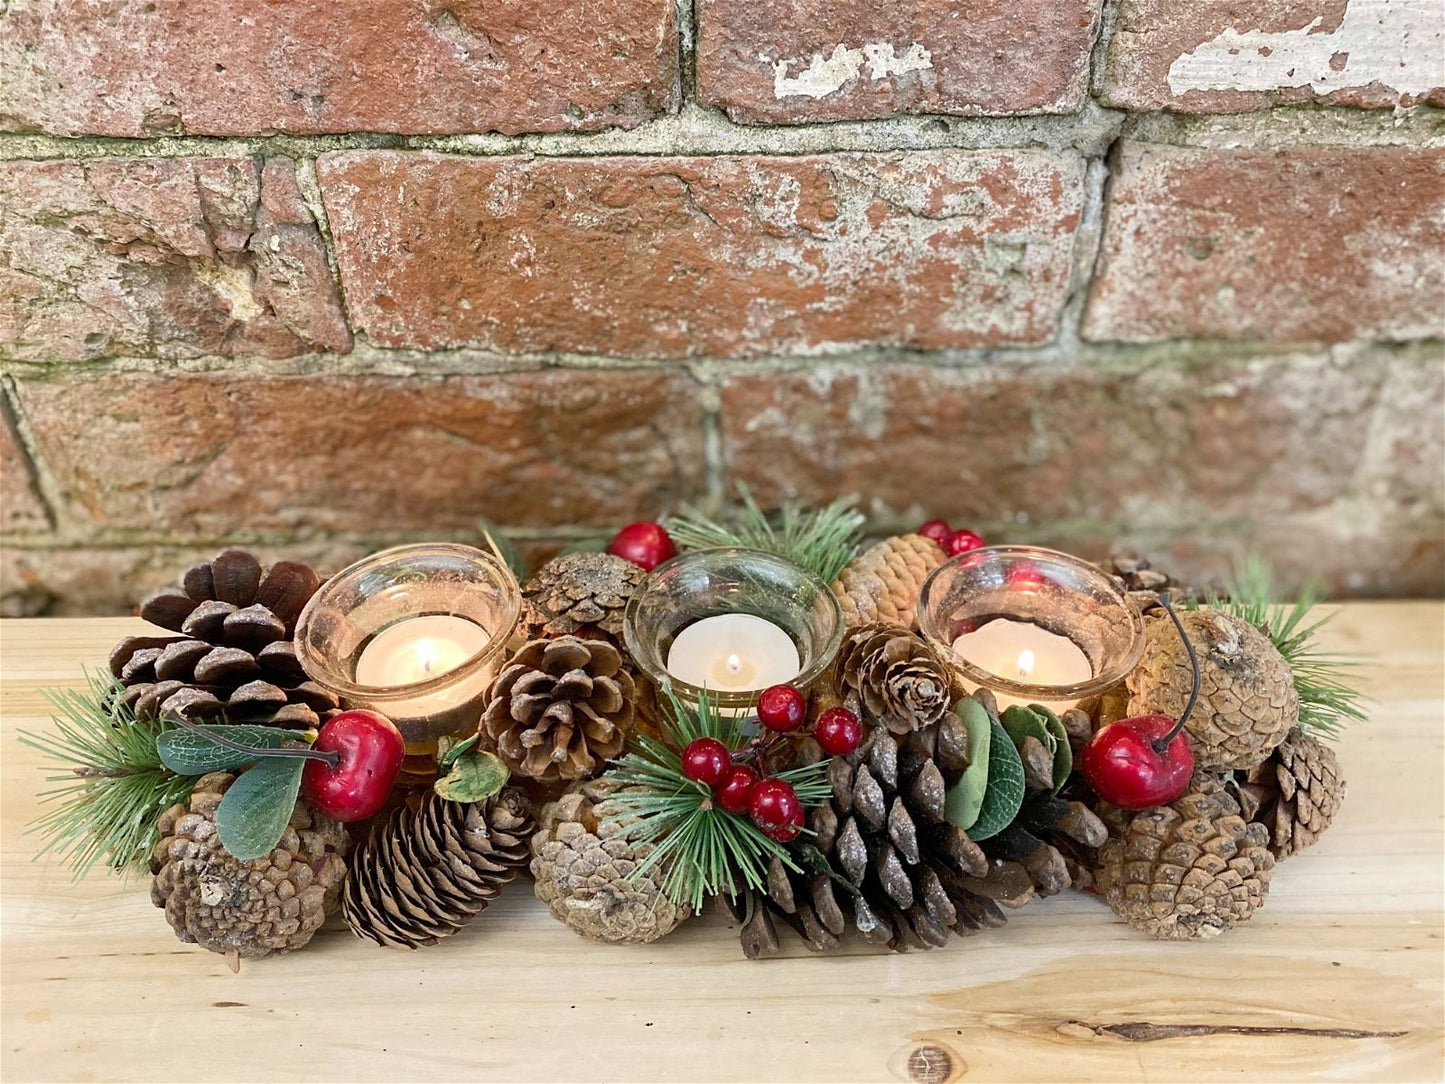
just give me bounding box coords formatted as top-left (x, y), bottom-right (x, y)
top-left (0, 0), bottom-right (679, 137)
top-left (696, 0), bottom-right (1100, 124)
top-left (318, 150), bottom-right (1086, 357)
top-left (0, 403), bottom-right (50, 532)
top-left (1101, 0), bottom-right (1445, 113)
top-left (0, 158), bottom-right (350, 363)
top-left (1083, 144), bottom-right (1445, 343)
top-left (11, 370), bottom-right (704, 534)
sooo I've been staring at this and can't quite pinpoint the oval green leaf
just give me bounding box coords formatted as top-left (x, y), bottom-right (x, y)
top-left (966, 718), bottom-right (1026, 842)
top-left (214, 758), bottom-right (305, 861)
top-left (943, 698), bottom-right (992, 830)
top-left (1036, 704), bottom-right (1073, 794)
top-left (157, 724), bottom-right (313, 776)
top-left (434, 750), bottom-right (510, 804)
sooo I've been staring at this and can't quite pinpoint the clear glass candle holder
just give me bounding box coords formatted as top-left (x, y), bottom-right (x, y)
top-left (623, 547), bottom-right (844, 716)
top-left (294, 543), bottom-right (521, 747)
top-left (917, 545), bottom-right (1145, 712)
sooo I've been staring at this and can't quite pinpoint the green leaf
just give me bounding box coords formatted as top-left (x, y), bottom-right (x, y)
top-left (156, 724), bottom-right (313, 776)
top-left (215, 759), bottom-right (305, 861)
top-left (1038, 705), bottom-right (1072, 794)
top-left (436, 732), bottom-right (479, 770)
top-left (999, 705), bottom-right (1057, 757)
top-left (966, 718), bottom-right (1026, 842)
top-left (944, 698), bottom-right (992, 830)
top-left (434, 750), bottom-right (510, 804)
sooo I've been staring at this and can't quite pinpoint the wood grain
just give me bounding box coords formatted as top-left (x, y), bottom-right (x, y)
top-left (2, 606), bottom-right (1442, 1084)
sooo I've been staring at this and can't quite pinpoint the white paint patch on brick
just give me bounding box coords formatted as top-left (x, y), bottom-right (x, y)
top-left (772, 42), bottom-right (932, 99)
top-left (1167, 0), bottom-right (1443, 99)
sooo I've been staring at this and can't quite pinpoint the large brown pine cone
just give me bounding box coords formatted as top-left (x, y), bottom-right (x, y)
top-left (112, 549), bottom-right (337, 729)
top-left (831, 534), bottom-right (945, 629)
top-left (344, 789), bottom-right (533, 949)
top-left (1094, 776), bottom-right (1275, 940)
top-left (835, 623), bottom-right (952, 735)
top-left (521, 552), bottom-right (645, 642)
top-left (150, 771), bottom-right (349, 970)
top-left (1239, 728), bottom-right (1346, 859)
top-left (481, 636), bottom-right (635, 783)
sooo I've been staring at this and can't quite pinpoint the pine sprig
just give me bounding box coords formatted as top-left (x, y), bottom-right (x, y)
top-left (665, 484), bottom-right (864, 583)
top-left (602, 688), bottom-right (832, 912)
top-left (19, 672), bottom-right (193, 879)
top-left (1191, 557), bottom-right (1367, 740)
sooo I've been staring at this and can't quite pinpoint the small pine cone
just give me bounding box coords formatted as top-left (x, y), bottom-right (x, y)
top-left (521, 552), bottom-right (645, 642)
top-left (482, 636), bottom-right (635, 783)
top-left (149, 771), bottom-right (349, 970)
top-left (1095, 776), bottom-right (1275, 941)
top-left (531, 780), bottom-right (689, 944)
top-left (113, 548), bottom-right (337, 729)
top-left (835, 623), bottom-right (951, 734)
top-left (831, 534), bottom-right (945, 629)
top-left (1103, 551), bottom-right (1197, 614)
top-left (344, 789), bottom-right (533, 949)
top-left (1239, 728), bottom-right (1346, 859)
top-left (1127, 608), bottom-right (1298, 770)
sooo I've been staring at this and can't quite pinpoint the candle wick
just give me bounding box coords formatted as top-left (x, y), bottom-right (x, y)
top-left (1015, 648), bottom-right (1036, 680)
top-left (725, 653), bottom-right (743, 675)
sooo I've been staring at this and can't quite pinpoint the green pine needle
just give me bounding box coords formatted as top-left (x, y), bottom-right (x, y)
top-left (602, 689), bottom-right (833, 913)
top-left (665, 483), bottom-right (864, 583)
top-left (1190, 556), bottom-right (1367, 740)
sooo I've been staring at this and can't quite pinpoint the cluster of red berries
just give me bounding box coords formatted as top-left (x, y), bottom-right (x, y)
top-left (680, 684), bottom-right (862, 843)
top-left (917, 518), bottom-right (986, 557)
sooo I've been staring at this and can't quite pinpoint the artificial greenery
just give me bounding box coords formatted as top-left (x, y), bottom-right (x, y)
top-left (665, 484), bottom-right (865, 583)
top-left (602, 688), bottom-right (832, 913)
top-left (19, 673), bottom-right (193, 879)
top-left (1194, 556), bottom-right (1367, 739)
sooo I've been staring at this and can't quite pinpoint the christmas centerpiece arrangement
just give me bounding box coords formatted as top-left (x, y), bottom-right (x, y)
top-left (22, 491), bottom-right (1362, 969)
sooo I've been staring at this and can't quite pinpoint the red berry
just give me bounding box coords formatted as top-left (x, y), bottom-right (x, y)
top-left (715, 764), bottom-right (759, 815)
top-left (608, 522), bottom-right (677, 571)
top-left (814, 707), bottom-right (862, 757)
top-left (917, 518), bottom-right (952, 546)
top-left (944, 529), bottom-right (985, 557)
top-left (756, 684), bottom-right (807, 732)
top-left (681, 737), bottom-right (731, 787)
top-left (1006, 561), bottom-right (1048, 591)
top-left (749, 779), bottom-right (803, 842)
top-left (1079, 715), bottom-right (1195, 810)
top-left (301, 709), bottom-right (405, 823)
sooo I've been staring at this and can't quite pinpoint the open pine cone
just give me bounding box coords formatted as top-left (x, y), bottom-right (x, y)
top-left (835, 623), bottom-right (952, 735)
top-left (1239, 728), bottom-right (1346, 859)
top-left (482, 636), bottom-right (635, 783)
top-left (150, 771), bottom-right (349, 970)
top-left (112, 548), bottom-right (337, 729)
top-left (521, 552), bottom-right (644, 642)
top-left (831, 534), bottom-right (945, 629)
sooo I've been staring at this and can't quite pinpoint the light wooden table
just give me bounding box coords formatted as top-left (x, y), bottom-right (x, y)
top-left (2, 607), bottom-right (1442, 1084)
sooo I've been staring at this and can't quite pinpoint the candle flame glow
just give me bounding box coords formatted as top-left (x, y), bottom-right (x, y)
top-left (415, 638), bottom-right (439, 676)
top-left (1015, 648), bottom-right (1036, 679)
top-left (725, 653), bottom-right (744, 675)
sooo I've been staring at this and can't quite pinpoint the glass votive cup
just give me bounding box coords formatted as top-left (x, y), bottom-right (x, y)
top-left (917, 545), bottom-right (1145, 713)
top-left (623, 547), bottom-right (844, 716)
top-left (294, 543), bottom-right (521, 747)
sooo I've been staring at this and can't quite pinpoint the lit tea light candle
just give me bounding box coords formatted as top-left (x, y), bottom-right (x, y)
top-left (354, 614), bottom-right (492, 725)
top-left (666, 613), bottom-right (801, 695)
top-left (952, 618), bottom-right (1092, 710)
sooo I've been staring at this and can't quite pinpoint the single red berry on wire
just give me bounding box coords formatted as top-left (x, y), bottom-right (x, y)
top-left (750, 778), bottom-right (803, 842)
top-left (608, 521), bottom-right (677, 571)
top-left (715, 764), bottom-right (760, 815)
top-left (944, 529), bottom-right (985, 557)
top-left (1079, 716), bottom-right (1195, 810)
top-left (301, 709), bottom-right (405, 823)
top-left (756, 684), bottom-right (807, 732)
top-left (681, 737), bottom-right (731, 787)
top-left (814, 707), bottom-right (862, 757)
top-left (917, 519), bottom-right (953, 546)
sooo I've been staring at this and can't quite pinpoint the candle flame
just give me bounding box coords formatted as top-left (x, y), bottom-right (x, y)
top-left (725, 653), bottom-right (743, 675)
top-left (1015, 649), bottom-right (1036, 679)
top-left (415, 639), bottom-right (439, 676)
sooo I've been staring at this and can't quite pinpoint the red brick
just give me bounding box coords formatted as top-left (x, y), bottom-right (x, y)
top-left (1101, 0), bottom-right (1445, 112)
top-left (1, 403), bottom-right (50, 532)
top-left (0, 0), bottom-right (678, 137)
top-left (1083, 144), bottom-right (1445, 343)
top-left (318, 150), bottom-right (1086, 357)
top-left (12, 370), bottom-right (705, 534)
top-left (0, 158), bottom-right (350, 362)
top-left (696, 0), bottom-right (1100, 124)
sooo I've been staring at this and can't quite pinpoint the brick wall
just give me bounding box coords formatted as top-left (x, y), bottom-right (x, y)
top-left (2, 0), bottom-right (1442, 614)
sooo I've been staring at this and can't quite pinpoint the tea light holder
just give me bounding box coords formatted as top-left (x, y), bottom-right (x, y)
top-left (294, 543), bottom-right (521, 748)
top-left (623, 548), bottom-right (844, 716)
top-left (917, 545), bottom-right (1145, 712)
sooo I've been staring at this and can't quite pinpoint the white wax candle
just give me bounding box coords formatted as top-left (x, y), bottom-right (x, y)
top-left (951, 618), bottom-right (1092, 711)
top-left (666, 613), bottom-right (801, 694)
top-left (353, 615), bottom-right (493, 727)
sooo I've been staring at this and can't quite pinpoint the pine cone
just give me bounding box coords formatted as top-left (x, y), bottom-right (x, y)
top-left (530, 779), bottom-right (689, 944)
top-left (482, 636), bottom-right (635, 783)
top-left (832, 534), bottom-right (945, 629)
top-left (1094, 776), bottom-right (1275, 940)
top-left (521, 552), bottom-right (645, 642)
top-left (112, 549), bottom-right (337, 729)
top-left (835, 623), bottom-right (951, 735)
top-left (344, 788), bottom-right (533, 949)
top-left (149, 771), bottom-right (349, 970)
top-left (1103, 551), bottom-right (1198, 614)
top-left (1127, 608), bottom-right (1297, 770)
top-left (1238, 729), bottom-right (1346, 859)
